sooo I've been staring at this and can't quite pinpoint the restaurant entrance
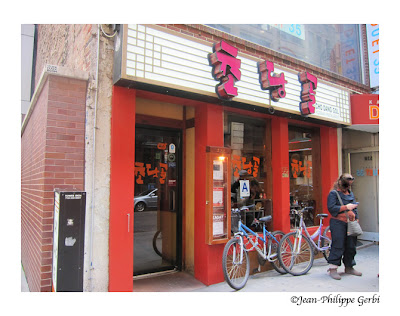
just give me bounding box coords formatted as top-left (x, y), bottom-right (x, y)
top-left (133, 126), bottom-right (182, 276)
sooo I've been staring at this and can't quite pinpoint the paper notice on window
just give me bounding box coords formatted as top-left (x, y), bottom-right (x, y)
top-left (213, 187), bottom-right (224, 207)
top-left (213, 160), bottom-right (223, 180)
top-left (213, 214), bottom-right (224, 237)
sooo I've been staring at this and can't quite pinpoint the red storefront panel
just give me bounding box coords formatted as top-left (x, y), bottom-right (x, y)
top-left (350, 94), bottom-right (379, 125)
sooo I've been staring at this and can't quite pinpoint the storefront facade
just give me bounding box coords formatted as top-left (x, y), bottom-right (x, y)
top-left (108, 24), bottom-right (367, 291)
top-left (343, 94), bottom-right (379, 242)
top-left (21, 24), bottom-right (375, 292)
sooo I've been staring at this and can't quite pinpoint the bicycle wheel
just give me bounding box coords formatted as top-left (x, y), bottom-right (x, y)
top-left (278, 232), bottom-right (314, 276)
top-left (321, 226), bottom-right (331, 261)
top-left (152, 230), bottom-right (162, 257)
top-left (222, 237), bottom-right (249, 290)
top-left (268, 231), bottom-right (287, 274)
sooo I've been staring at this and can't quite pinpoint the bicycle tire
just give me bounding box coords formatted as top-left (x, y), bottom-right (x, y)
top-left (321, 226), bottom-right (331, 261)
top-left (222, 238), bottom-right (249, 290)
top-left (268, 231), bottom-right (287, 274)
top-left (152, 230), bottom-right (162, 257)
top-left (278, 231), bottom-right (314, 276)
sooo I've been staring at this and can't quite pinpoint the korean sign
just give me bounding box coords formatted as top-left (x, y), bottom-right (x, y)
top-left (121, 25), bottom-right (351, 124)
top-left (209, 40), bottom-right (318, 115)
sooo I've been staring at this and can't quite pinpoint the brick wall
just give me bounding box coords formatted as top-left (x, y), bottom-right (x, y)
top-left (21, 73), bottom-right (87, 292)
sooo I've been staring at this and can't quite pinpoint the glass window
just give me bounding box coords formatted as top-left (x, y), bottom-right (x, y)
top-left (206, 24), bottom-right (363, 83)
top-left (288, 125), bottom-right (319, 227)
top-left (224, 113), bottom-right (271, 230)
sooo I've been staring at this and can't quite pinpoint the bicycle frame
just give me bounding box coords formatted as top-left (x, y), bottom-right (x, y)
top-left (232, 219), bottom-right (280, 264)
top-left (295, 211), bottom-right (330, 252)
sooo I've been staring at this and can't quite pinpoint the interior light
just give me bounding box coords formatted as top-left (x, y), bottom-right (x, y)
top-left (218, 156), bottom-right (226, 161)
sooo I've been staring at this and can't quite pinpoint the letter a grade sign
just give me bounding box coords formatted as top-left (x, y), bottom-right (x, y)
top-left (239, 180), bottom-right (250, 198)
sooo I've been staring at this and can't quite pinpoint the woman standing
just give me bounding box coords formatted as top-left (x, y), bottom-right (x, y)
top-left (327, 174), bottom-right (362, 280)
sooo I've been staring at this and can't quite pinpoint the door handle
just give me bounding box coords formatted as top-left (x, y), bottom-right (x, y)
top-left (127, 213), bottom-right (130, 233)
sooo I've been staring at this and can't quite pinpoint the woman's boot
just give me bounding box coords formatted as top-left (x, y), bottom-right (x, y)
top-left (345, 266), bottom-right (362, 276)
top-left (328, 265), bottom-right (341, 280)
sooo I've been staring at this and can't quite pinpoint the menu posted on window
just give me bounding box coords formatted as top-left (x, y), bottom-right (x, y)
top-left (213, 187), bottom-right (224, 207)
top-left (213, 160), bottom-right (223, 180)
top-left (213, 213), bottom-right (225, 238)
top-left (206, 147), bottom-right (232, 245)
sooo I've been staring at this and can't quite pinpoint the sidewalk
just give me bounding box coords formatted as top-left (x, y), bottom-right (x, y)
top-left (193, 242), bottom-right (379, 292)
top-left (21, 241), bottom-right (378, 292)
top-left (21, 264), bottom-right (29, 292)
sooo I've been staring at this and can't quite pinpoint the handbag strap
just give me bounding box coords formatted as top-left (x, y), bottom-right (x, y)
top-left (335, 190), bottom-right (350, 221)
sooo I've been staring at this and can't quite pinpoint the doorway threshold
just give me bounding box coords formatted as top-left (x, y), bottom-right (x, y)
top-left (133, 269), bottom-right (178, 280)
top-left (132, 270), bottom-right (206, 292)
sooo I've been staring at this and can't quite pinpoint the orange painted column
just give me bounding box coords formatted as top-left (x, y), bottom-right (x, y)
top-left (320, 126), bottom-right (339, 217)
top-left (109, 86), bottom-right (136, 291)
top-left (271, 117), bottom-right (291, 233)
top-left (194, 103), bottom-right (225, 285)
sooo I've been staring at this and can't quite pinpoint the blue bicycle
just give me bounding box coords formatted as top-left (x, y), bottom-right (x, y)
top-left (222, 205), bottom-right (287, 290)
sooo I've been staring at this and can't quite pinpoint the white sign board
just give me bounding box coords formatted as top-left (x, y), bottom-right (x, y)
top-left (122, 24), bottom-right (351, 125)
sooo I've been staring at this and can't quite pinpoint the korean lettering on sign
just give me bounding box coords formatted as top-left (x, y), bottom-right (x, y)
top-left (298, 72), bottom-right (318, 115)
top-left (209, 41), bottom-right (318, 116)
top-left (209, 41), bottom-right (242, 99)
top-left (232, 155), bottom-right (260, 178)
top-left (258, 60), bottom-right (287, 101)
top-left (290, 158), bottom-right (312, 179)
top-left (135, 162), bottom-right (168, 184)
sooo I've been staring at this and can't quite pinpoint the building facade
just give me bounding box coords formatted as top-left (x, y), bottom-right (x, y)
top-left (21, 24), bottom-right (378, 292)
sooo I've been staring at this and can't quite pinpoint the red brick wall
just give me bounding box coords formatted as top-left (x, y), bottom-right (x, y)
top-left (21, 74), bottom-right (87, 292)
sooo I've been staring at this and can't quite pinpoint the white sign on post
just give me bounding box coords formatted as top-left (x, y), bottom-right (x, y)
top-left (239, 180), bottom-right (250, 198)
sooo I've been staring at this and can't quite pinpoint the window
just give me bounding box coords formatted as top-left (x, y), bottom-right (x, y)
top-left (289, 125), bottom-right (321, 227)
top-left (206, 24), bottom-right (363, 84)
top-left (224, 113), bottom-right (272, 230)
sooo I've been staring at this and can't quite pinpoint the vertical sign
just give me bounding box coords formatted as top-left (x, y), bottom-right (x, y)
top-left (340, 25), bottom-right (362, 83)
top-left (366, 24), bottom-right (379, 88)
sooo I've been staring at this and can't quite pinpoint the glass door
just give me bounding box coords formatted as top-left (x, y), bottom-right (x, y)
top-left (134, 126), bottom-right (182, 276)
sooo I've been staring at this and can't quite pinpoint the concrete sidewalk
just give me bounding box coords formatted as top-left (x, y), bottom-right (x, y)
top-left (193, 243), bottom-right (379, 292)
top-left (21, 241), bottom-right (378, 292)
top-left (21, 265), bottom-right (29, 292)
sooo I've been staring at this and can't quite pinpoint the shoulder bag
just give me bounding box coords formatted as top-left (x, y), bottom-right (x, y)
top-left (335, 191), bottom-right (363, 237)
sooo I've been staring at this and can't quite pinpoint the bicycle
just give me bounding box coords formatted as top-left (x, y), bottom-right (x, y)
top-left (278, 206), bottom-right (331, 276)
top-left (222, 205), bottom-right (286, 290)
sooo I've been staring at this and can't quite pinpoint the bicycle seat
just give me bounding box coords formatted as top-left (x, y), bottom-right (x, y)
top-left (316, 213), bottom-right (328, 218)
top-left (258, 215), bottom-right (272, 223)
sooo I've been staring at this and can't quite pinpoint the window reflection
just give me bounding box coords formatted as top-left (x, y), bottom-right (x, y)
top-left (206, 24), bottom-right (362, 83)
top-left (224, 113), bottom-right (271, 231)
top-left (289, 126), bottom-right (315, 227)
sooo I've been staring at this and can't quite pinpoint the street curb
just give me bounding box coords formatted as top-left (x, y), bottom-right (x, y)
top-left (357, 240), bottom-right (378, 250)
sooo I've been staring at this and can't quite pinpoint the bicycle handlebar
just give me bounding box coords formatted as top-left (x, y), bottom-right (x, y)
top-left (291, 206), bottom-right (314, 214)
top-left (240, 204), bottom-right (255, 211)
top-left (232, 204), bottom-right (256, 213)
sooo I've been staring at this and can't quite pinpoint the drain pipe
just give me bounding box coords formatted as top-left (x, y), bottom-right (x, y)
top-left (89, 24), bottom-right (101, 292)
